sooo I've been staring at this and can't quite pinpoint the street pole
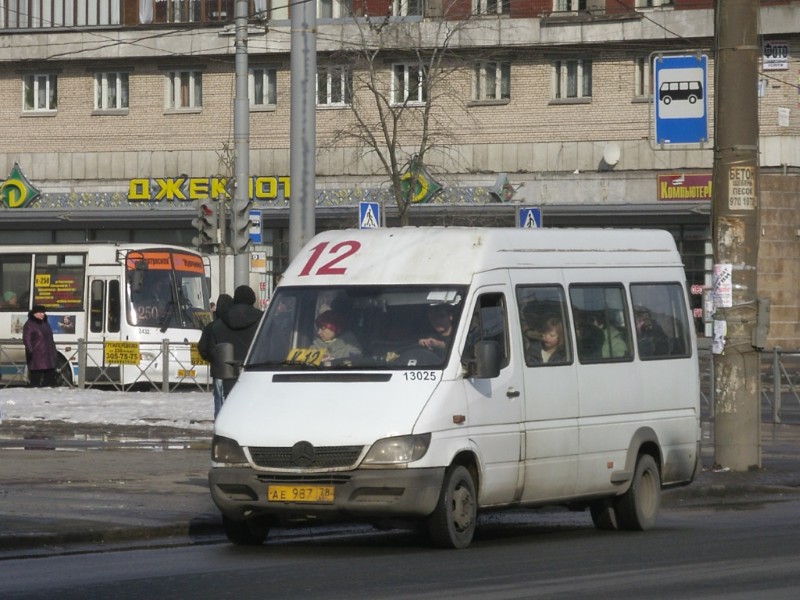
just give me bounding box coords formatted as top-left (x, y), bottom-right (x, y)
top-left (288, 0), bottom-right (316, 260)
top-left (233, 0), bottom-right (251, 287)
top-left (711, 0), bottom-right (761, 470)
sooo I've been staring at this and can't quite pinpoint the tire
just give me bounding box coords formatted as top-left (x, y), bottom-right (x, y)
top-left (614, 454), bottom-right (661, 531)
top-left (222, 515), bottom-right (270, 546)
top-left (688, 95), bottom-right (697, 104)
top-left (662, 96), bottom-right (672, 105)
top-left (427, 465), bottom-right (477, 549)
top-left (589, 499), bottom-right (618, 531)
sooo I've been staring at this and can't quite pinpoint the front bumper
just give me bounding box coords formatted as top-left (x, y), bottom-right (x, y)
top-left (209, 465), bottom-right (445, 521)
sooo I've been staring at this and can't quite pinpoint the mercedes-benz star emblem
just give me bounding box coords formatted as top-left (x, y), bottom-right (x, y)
top-left (291, 441), bottom-right (315, 467)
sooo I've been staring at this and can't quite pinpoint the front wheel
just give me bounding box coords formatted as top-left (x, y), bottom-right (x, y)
top-left (614, 454), bottom-right (661, 531)
top-left (427, 465), bottom-right (477, 549)
top-left (222, 515), bottom-right (270, 546)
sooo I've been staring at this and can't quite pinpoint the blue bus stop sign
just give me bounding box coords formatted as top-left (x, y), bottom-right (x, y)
top-left (654, 54), bottom-right (708, 146)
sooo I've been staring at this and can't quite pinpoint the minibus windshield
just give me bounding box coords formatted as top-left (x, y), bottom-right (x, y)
top-left (247, 285), bottom-right (466, 370)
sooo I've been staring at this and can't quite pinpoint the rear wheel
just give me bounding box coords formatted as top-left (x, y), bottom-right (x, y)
top-left (222, 515), bottom-right (270, 546)
top-left (615, 454), bottom-right (661, 531)
top-left (427, 465), bottom-right (477, 549)
top-left (589, 499), bottom-right (618, 531)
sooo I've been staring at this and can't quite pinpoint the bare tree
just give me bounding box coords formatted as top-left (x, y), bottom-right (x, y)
top-left (320, 2), bottom-right (476, 225)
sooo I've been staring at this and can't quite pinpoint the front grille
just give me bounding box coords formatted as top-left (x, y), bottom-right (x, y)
top-left (249, 445), bottom-right (365, 469)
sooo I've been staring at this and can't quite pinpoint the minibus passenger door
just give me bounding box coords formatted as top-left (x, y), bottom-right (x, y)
top-left (460, 287), bottom-right (524, 506)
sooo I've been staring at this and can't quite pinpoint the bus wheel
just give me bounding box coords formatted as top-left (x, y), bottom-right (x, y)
top-left (427, 465), bottom-right (477, 549)
top-left (56, 355), bottom-right (73, 387)
top-left (222, 515), bottom-right (270, 546)
top-left (614, 454), bottom-right (661, 531)
top-left (589, 498), bottom-right (618, 531)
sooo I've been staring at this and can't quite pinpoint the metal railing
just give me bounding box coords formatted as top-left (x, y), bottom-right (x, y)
top-left (0, 338), bottom-right (210, 392)
top-left (700, 346), bottom-right (800, 424)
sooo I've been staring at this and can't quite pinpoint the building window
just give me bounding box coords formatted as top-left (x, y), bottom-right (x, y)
top-left (318, 0), bottom-right (346, 19)
top-left (553, 59), bottom-right (591, 100)
top-left (250, 67), bottom-right (277, 107)
top-left (317, 67), bottom-right (352, 107)
top-left (165, 70), bottom-right (202, 110)
top-left (23, 73), bottom-right (57, 112)
top-left (636, 0), bottom-right (671, 7)
top-left (392, 64), bottom-right (427, 105)
top-left (553, 0), bottom-right (586, 12)
top-left (473, 61), bottom-right (510, 101)
top-left (391, 0), bottom-right (423, 17)
top-left (474, 0), bottom-right (509, 15)
top-left (94, 72), bottom-right (129, 111)
top-left (634, 56), bottom-right (652, 99)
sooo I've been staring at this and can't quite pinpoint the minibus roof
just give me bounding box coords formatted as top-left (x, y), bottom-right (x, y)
top-left (281, 227), bottom-right (683, 286)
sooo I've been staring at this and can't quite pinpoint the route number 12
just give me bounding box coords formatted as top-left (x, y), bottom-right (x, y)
top-left (298, 241), bottom-right (362, 276)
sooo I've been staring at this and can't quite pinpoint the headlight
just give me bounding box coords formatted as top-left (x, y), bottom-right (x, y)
top-left (362, 433), bottom-right (431, 466)
top-left (211, 435), bottom-right (248, 465)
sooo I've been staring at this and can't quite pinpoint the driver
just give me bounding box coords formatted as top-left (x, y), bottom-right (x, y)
top-left (418, 304), bottom-right (454, 358)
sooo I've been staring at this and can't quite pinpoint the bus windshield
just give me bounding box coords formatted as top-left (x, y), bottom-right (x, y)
top-left (247, 285), bottom-right (466, 370)
top-left (126, 250), bottom-right (211, 330)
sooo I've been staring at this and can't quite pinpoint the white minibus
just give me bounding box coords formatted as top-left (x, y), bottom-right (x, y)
top-left (209, 227), bottom-right (700, 548)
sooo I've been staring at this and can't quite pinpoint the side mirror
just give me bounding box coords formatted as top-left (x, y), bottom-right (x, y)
top-left (472, 340), bottom-right (501, 379)
top-left (211, 342), bottom-right (240, 380)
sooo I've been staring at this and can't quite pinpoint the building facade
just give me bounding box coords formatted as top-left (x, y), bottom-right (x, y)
top-left (0, 0), bottom-right (798, 342)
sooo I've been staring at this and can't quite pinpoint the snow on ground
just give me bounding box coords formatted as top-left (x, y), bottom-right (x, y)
top-left (0, 387), bottom-right (213, 430)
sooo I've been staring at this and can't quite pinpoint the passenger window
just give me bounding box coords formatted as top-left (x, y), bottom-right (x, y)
top-left (630, 283), bottom-right (691, 360)
top-left (569, 284), bottom-right (632, 363)
top-left (462, 293), bottom-right (509, 368)
top-left (516, 285), bottom-right (572, 367)
top-left (90, 280), bottom-right (105, 333)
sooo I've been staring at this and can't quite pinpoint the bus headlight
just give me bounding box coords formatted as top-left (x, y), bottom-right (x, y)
top-left (362, 433), bottom-right (431, 466)
top-left (211, 435), bottom-right (248, 465)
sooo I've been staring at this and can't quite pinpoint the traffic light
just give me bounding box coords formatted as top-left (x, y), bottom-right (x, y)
top-left (191, 202), bottom-right (218, 249)
top-left (231, 201), bottom-right (251, 254)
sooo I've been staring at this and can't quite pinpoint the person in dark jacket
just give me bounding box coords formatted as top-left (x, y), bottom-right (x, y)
top-left (208, 285), bottom-right (263, 399)
top-left (198, 293), bottom-right (233, 417)
top-left (23, 305), bottom-right (58, 387)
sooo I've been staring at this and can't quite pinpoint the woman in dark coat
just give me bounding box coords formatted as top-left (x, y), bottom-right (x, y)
top-left (23, 305), bottom-right (58, 387)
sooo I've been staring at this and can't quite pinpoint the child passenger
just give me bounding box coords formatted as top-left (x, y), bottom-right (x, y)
top-left (312, 310), bottom-right (362, 364)
top-left (525, 316), bottom-right (567, 365)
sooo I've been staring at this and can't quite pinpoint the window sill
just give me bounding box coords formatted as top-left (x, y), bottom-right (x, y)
top-left (92, 109), bottom-right (129, 116)
top-left (20, 110), bottom-right (57, 117)
top-left (468, 98), bottom-right (510, 107)
top-left (163, 107), bottom-right (202, 115)
top-left (631, 96), bottom-right (651, 104)
top-left (316, 104), bottom-right (351, 110)
top-left (251, 104), bottom-right (277, 113)
top-left (548, 97), bottom-right (591, 106)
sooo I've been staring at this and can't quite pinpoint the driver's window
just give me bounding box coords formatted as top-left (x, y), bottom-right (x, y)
top-left (463, 293), bottom-right (509, 367)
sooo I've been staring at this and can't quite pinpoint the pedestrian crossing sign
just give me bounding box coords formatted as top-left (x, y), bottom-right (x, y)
top-left (359, 201), bottom-right (381, 229)
top-left (518, 207), bottom-right (542, 229)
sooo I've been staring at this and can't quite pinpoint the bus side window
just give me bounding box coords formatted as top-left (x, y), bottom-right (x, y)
top-left (90, 280), bottom-right (105, 333)
top-left (108, 280), bottom-right (121, 333)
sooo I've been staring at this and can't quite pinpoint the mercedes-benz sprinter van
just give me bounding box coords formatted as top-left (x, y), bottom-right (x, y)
top-left (209, 227), bottom-right (700, 548)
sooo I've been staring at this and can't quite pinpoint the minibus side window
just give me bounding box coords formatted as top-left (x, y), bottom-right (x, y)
top-left (630, 282), bottom-right (691, 360)
top-left (515, 285), bottom-right (572, 367)
top-left (569, 284), bottom-right (632, 363)
top-left (463, 293), bottom-right (509, 368)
